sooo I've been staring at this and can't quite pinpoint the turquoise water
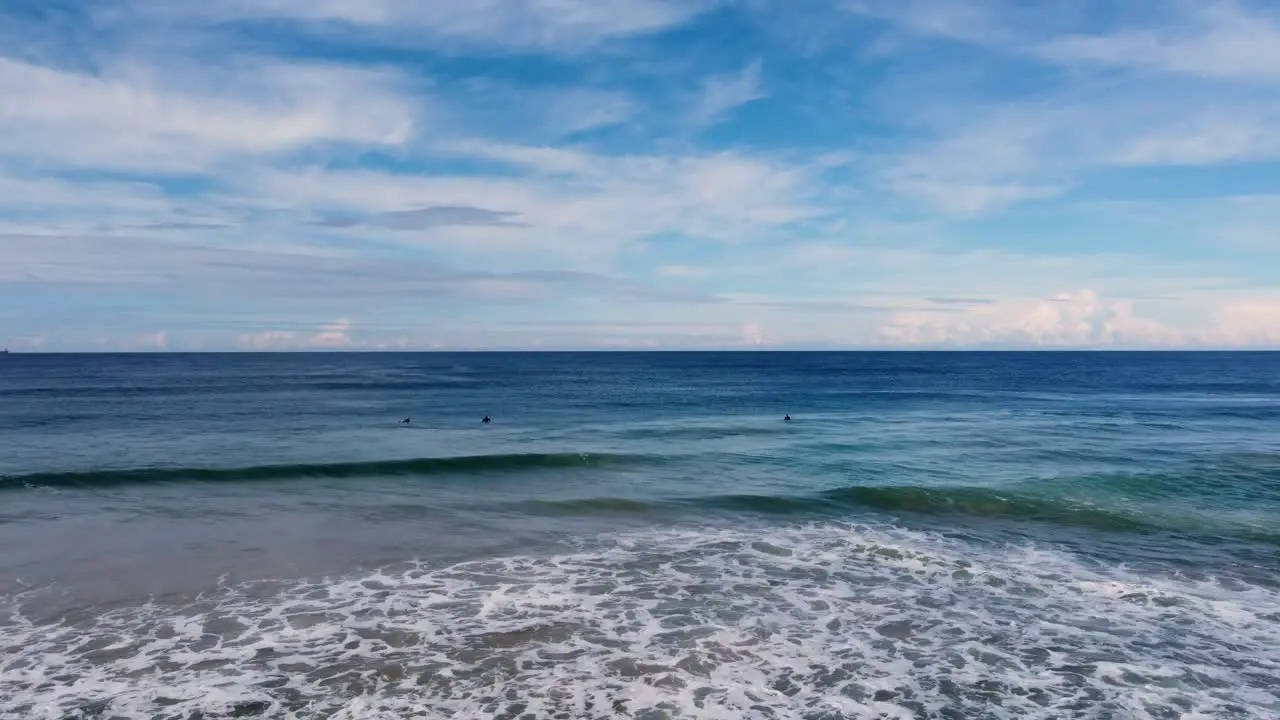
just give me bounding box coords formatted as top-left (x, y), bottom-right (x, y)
top-left (1, 352), bottom-right (1278, 718)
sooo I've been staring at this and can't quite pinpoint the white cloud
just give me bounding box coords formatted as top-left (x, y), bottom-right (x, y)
top-left (844, 0), bottom-right (1013, 44)
top-left (1201, 292), bottom-right (1280, 347)
top-left (160, 0), bottom-right (713, 52)
top-left (875, 96), bottom-right (1077, 213)
top-left (843, 1), bottom-right (1280, 213)
top-left (435, 81), bottom-right (638, 141)
top-left (1037, 3), bottom-right (1280, 83)
top-left (878, 289), bottom-right (1183, 348)
top-left (887, 174), bottom-right (1065, 215)
top-left (686, 60), bottom-right (766, 130)
top-left (249, 144), bottom-right (822, 265)
top-left (1108, 112), bottom-right (1280, 166)
top-left (880, 88), bottom-right (1280, 213)
top-left (136, 330), bottom-right (169, 350)
top-left (0, 57), bottom-right (416, 172)
top-left (236, 320), bottom-right (369, 350)
top-left (0, 172), bottom-right (202, 240)
top-left (741, 322), bottom-right (766, 346)
top-left (0, 172), bottom-right (168, 212)
top-left (309, 318), bottom-right (354, 348)
top-left (542, 88), bottom-right (639, 136)
top-left (658, 264), bottom-right (710, 278)
top-left (5, 0), bottom-right (1280, 350)
top-left (733, 239), bottom-right (1241, 315)
top-left (848, 0), bottom-right (1280, 85)
top-left (239, 330), bottom-right (297, 350)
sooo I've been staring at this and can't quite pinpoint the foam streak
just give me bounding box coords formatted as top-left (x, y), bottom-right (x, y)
top-left (3, 522), bottom-right (1278, 719)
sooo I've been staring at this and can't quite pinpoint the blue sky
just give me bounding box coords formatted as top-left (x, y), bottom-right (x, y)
top-left (2, 0), bottom-right (1279, 350)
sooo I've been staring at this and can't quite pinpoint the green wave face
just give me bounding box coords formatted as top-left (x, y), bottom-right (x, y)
top-left (0, 453), bottom-right (649, 489)
top-left (511, 483), bottom-right (1280, 544)
top-left (818, 485), bottom-right (1153, 531)
top-left (8, 458), bottom-right (1275, 545)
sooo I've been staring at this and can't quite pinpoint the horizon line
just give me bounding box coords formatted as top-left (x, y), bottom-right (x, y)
top-left (5, 348), bottom-right (1279, 355)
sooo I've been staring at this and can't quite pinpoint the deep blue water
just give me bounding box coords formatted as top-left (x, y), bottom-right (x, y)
top-left (1, 352), bottom-right (1278, 719)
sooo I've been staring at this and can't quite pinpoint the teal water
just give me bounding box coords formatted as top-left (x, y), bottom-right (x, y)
top-left (1, 352), bottom-right (1278, 718)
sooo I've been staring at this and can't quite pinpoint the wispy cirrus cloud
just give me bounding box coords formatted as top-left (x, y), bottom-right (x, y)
top-left (177, 0), bottom-right (719, 52)
top-left (313, 206), bottom-right (528, 231)
top-left (245, 145), bottom-right (825, 269)
top-left (1037, 2), bottom-right (1280, 83)
top-left (0, 57), bottom-right (417, 172)
top-left (686, 59), bottom-right (766, 130)
top-left (843, 0), bottom-right (1280, 212)
top-left (875, 91), bottom-right (1280, 213)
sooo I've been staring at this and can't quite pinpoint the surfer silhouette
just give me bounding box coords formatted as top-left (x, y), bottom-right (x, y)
top-left (400, 417), bottom-right (411, 424)
top-left (482, 415), bottom-right (491, 424)
top-left (784, 414), bottom-right (791, 421)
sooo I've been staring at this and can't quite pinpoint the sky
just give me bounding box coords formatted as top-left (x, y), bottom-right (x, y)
top-left (2, 0), bottom-right (1280, 351)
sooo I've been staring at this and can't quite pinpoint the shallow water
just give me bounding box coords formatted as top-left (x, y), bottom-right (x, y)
top-left (1, 352), bottom-right (1278, 718)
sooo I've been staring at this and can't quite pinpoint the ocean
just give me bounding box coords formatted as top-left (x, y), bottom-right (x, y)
top-left (1, 351), bottom-right (1278, 719)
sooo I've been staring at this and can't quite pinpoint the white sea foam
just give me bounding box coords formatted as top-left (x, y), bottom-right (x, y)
top-left (3, 522), bottom-right (1278, 719)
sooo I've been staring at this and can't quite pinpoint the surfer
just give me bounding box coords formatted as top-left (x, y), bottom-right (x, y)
top-left (400, 417), bottom-right (411, 424)
top-left (784, 414), bottom-right (791, 421)
top-left (482, 415), bottom-right (491, 424)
